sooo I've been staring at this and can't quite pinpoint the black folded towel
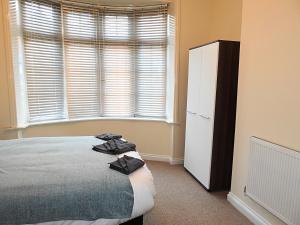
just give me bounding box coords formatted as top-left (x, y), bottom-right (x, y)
top-left (109, 155), bottom-right (145, 175)
top-left (92, 139), bottom-right (136, 155)
top-left (95, 133), bottom-right (122, 141)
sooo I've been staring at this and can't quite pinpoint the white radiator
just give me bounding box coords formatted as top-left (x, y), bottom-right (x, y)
top-left (247, 137), bottom-right (300, 225)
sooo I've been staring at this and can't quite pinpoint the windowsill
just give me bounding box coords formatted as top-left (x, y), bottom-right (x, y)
top-left (9, 117), bottom-right (176, 130)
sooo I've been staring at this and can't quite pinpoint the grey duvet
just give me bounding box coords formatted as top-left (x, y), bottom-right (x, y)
top-left (0, 136), bottom-right (134, 225)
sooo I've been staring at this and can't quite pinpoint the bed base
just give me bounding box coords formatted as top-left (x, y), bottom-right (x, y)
top-left (120, 215), bottom-right (143, 225)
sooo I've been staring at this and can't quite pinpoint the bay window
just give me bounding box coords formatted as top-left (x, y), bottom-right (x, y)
top-left (9, 0), bottom-right (172, 124)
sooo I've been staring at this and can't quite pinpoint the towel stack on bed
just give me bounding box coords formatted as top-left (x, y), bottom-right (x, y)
top-left (94, 133), bottom-right (145, 175)
top-left (93, 139), bottom-right (136, 155)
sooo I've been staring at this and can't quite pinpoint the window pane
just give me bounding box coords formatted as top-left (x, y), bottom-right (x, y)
top-left (104, 14), bottom-right (130, 40)
top-left (63, 6), bottom-right (100, 118)
top-left (22, 0), bottom-right (64, 122)
top-left (101, 45), bottom-right (135, 117)
top-left (135, 7), bottom-right (168, 118)
top-left (65, 43), bottom-right (100, 118)
top-left (63, 6), bottom-right (97, 41)
top-left (23, 0), bottom-right (61, 37)
top-left (101, 11), bottom-right (135, 117)
top-left (136, 45), bottom-right (166, 117)
top-left (24, 39), bottom-right (64, 122)
top-left (136, 14), bottom-right (167, 42)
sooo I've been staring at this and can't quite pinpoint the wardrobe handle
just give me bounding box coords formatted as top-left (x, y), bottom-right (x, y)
top-left (198, 114), bottom-right (210, 120)
top-left (187, 111), bottom-right (197, 115)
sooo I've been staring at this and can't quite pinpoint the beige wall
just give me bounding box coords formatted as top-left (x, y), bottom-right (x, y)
top-left (209, 0), bottom-right (242, 41)
top-left (22, 120), bottom-right (174, 157)
top-left (173, 0), bottom-right (213, 159)
top-left (231, 0), bottom-right (300, 224)
top-left (0, 1), bottom-right (12, 129)
top-left (0, 0), bottom-right (242, 160)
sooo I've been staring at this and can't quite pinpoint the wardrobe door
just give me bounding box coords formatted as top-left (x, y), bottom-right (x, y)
top-left (184, 112), bottom-right (199, 177)
top-left (184, 113), bottom-right (214, 189)
top-left (197, 42), bottom-right (219, 118)
top-left (186, 47), bottom-right (203, 114)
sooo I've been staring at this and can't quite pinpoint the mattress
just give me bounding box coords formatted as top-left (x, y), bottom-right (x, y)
top-left (0, 137), bottom-right (155, 225)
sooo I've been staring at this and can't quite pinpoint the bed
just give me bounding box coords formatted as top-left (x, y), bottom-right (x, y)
top-left (0, 136), bottom-right (155, 225)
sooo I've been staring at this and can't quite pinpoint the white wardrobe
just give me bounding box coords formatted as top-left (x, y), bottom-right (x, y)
top-left (184, 40), bottom-right (240, 191)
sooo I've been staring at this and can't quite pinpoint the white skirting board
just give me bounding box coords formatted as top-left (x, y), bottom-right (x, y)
top-left (227, 192), bottom-right (273, 225)
top-left (169, 158), bottom-right (184, 165)
top-left (140, 153), bottom-right (184, 165)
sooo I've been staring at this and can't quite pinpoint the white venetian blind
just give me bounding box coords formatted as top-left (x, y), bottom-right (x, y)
top-left (100, 9), bottom-right (135, 117)
top-left (10, 1), bottom-right (169, 124)
top-left (63, 5), bottom-right (100, 119)
top-left (135, 6), bottom-right (167, 118)
top-left (22, 0), bottom-right (65, 122)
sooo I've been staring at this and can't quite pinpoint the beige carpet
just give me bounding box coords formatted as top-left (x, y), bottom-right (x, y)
top-left (144, 161), bottom-right (253, 225)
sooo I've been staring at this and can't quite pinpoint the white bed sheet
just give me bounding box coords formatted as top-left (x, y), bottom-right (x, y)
top-left (31, 151), bottom-right (155, 225)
